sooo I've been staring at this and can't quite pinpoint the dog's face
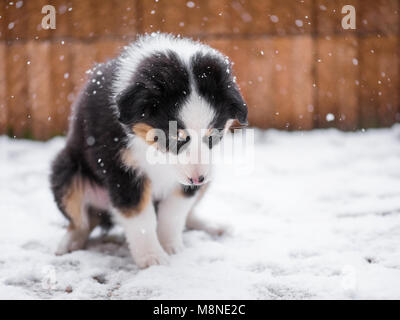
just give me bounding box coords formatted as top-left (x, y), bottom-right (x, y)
top-left (117, 50), bottom-right (247, 186)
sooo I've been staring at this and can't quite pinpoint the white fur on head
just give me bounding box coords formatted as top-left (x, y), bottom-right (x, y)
top-left (179, 87), bottom-right (216, 131)
top-left (112, 33), bottom-right (226, 99)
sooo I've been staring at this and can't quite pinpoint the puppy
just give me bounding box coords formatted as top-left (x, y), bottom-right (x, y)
top-left (50, 33), bottom-right (247, 268)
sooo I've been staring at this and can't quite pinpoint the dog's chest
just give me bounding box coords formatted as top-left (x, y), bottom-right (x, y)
top-left (145, 164), bottom-right (178, 200)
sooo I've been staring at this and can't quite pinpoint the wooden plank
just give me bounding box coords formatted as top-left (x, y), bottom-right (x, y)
top-left (0, 43), bottom-right (6, 134)
top-left (94, 0), bottom-right (115, 36)
top-left (218, 37), bottom-right (313, 130)
top-left (70, 42), bottom-right (97, 100)
top-left (202, 0), bottom-right (231, 35)
top-left (227, 39), bottom-right (276, 129)
top-left (142, 0), bottom-right (311, 36)
top-left (0, 2), bottom-right (6, 41)
top-left (53, 0), bottom-right (74, 38)
top-left (375, 37), bottom-right (399, 126)
top-left (229, 0), bottom-right (270, 35)
top-left (290, 36), bottom-right (314, 130)
top-left (4, 0), bottom-right (29, 40)
top-left (154, 0), bottom-right (190, 35)
top-left (316, 36), bottom-right (359, 130)
top-left (359, 0), bottom-right (399, 35)
top-left (142, 0), bottom-right (227, 37)
top-left (50, 42), bottom-right (73, 136)
top-left (26, 0), bottom-right (53, 40)
top-left (162, 0), bottom-right (204, 36)
top-left (113, 0), bottom-right (137, 38)
top-left (316, 0), bottom-right (359, 35)
top-left (271, 0), bottom-right (313, 36)
top-left (6, 43), bottom-right (30, 138)
top-left (26, 41), bottom-right (53, 140)
top-left (230, 0), bottom-right (312, 36)
top-left (96, 40), bottom-right (126, 63)
top-left (270, 38), bottom-right (293, 129)
top-left (141, 0), bottom-right (167, 34)
top-left (71, 0), bottom-right (96, 39)
top-left (359, 36), bottom-right (399, 128)
top-left (270, 37), bottom-right (313, 130)
top-left (94, 0), bottom-right (137, 37)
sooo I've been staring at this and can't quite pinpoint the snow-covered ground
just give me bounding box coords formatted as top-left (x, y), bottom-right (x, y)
top-left (1, 126), bottom-right (400, 300)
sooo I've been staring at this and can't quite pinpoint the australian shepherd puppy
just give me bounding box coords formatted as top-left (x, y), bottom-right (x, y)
top-left (50, 33), bottom-right (247, 268)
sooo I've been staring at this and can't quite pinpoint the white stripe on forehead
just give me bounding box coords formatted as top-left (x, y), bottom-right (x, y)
top-left (179, 90), bottom-right (215, 130)
top-left (112, 33), bottom-right (225, 99)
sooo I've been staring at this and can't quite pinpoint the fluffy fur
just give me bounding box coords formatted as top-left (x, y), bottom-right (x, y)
top-left (50, 33), bottom-right (247, 268)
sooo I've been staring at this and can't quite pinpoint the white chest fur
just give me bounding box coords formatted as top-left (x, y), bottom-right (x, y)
top-left (126, 136), bottom-right (179, 200)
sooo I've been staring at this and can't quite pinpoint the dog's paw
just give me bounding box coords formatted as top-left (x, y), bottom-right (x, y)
top-left (202, 223), bottom-right (231, 237)
top-left (186, 214), bottom-right (232, 237)
top-left (55, 231), bottom-right (87, 255)
top-left (134, 251), bottom-right (169, 269)
top-left (162, 241), bottom-right (184, 255)
top-left (55, 241), bottom-right (82, 256)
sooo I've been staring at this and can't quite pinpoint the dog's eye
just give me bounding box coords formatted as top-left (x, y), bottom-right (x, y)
top-left (204, 129), bottom-right (223, 149)
top-left (170, 129), bottom-right (191, 154)
top-left (171, 129), bottom-right (188, 142)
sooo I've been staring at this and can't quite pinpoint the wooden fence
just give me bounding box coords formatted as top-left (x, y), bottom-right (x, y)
top-left (0, 0), bottom-right (399, 139)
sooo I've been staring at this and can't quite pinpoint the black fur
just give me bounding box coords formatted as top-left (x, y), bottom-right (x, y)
top-left (181, 185), bottom-right (201, 197)
top-left (50, 60), bottom-right (147, 219)
top-left (117, 50), bottom-right (191, 129)
top-left (190, 52), bottom-right (248, 127)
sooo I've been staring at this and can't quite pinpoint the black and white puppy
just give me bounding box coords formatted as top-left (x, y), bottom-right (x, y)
top-left (50, 33), bottom-right (247, 268)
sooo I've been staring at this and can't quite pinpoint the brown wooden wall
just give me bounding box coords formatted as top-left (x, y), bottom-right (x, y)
top-left (0, 0), bottom-right (399, 139)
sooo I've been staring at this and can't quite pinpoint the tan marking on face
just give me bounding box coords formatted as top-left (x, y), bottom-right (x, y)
top-left (121, 178), bottom-right (152, 217)
top-left (203, 120), bottom-right (233, 139)
top-left (132, 123), bottom-right (157, 145)
top-left (120, 148), bottom-right (137, 169)
top-left (62, 177), bottom-right (85, 229)
top-left (205, 125), bottom-right (228, 138)
top-left (204, 128), bottom-right (214, 137)
top-left (171, 129), bottom-right (188, 142)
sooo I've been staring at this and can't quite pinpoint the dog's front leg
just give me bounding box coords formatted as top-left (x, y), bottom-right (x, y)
top-left (108, 169), bottom-right (167, 269)
top-left (157, 188), bottom-right (198, 254)
top-left (115, 203), bottom-right (168, 268)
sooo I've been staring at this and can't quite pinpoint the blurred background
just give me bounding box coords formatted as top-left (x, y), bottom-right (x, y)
top-left (0, 0), bottom-right (398, 140)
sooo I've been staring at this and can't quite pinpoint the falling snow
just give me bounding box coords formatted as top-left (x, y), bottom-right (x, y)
top-left (295, 19), bottom-right (303, 27)
top-left (326, 113), bottom-right (335, 122)
top-left (270, 15), bottom-right (279, 23)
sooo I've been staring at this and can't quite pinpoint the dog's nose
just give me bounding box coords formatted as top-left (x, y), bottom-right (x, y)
top-left (189, 175), bottom-right (205, 185)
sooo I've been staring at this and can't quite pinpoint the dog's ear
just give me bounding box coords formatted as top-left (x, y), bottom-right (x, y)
top-left (116, 83), bottom-right (148, 125)
top-left (230, 88), bottom-right (248, 126)
top-left (191, 53), bottom-right (248, 126)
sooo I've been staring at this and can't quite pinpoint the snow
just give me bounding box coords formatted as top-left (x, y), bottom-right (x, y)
top-left (1, 126), bottom-right (400, 299)
top-left (270, 15), bottom-right (279, 23)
